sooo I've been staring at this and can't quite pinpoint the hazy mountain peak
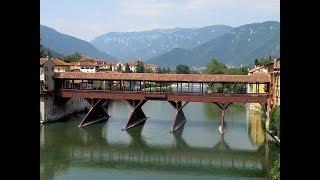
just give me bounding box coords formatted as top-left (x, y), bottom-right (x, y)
top-left (148, 21), bottom-right (280, 67)
top-left (40, 25), bottom-right (115, 60)
top-left (91, 24), bottom-right (233, 60)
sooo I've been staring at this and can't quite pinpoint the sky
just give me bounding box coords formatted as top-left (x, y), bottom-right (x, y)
top-left (40, 0), bottom-right (280, 41)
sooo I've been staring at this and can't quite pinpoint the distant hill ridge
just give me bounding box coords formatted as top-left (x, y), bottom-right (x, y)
top-left (148, 21), bottom-right (280, 67)
top-left (41, 21), bottom-right (279, 67)
top-left (40, 25), bottom-right (115, 60)
top-left (91, 25), bottom-right (233, 60)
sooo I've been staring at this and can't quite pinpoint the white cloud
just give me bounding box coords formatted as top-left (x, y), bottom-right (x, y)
top-left (185, 0), bottom-right (280, 11)
top-left (41, 0), bottom-right (279, 40)
top-left (53, 17), bottom-right (65, 24)
top-left (120, 0), bottom-right (176, 16)
top-left (46, 19), bottom-right (109, 41)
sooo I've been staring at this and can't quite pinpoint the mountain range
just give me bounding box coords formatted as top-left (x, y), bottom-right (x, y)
top-left (149, 21), bottom-right (280, 67)
top-left (40, 21), bottom-right (279, 67)
top-left (40, 25), bottom-right (115, 60)
top-left (90, 25), bottom-right (233, 60)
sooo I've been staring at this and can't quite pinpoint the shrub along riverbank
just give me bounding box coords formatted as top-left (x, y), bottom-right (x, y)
top-left (269, 105), bottom-right (280, 138)
top-left (269, 106), bottom-right (280, 180)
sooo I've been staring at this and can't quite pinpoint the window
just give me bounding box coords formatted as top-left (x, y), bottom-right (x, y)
top-left (52, 67), bottom-right (54, 71)
top-left (45, 75), bottom-right (47, 81)
top-left (58, 68), bottom-right (60, 71)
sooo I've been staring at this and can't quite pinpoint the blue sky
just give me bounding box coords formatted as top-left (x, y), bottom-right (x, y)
top-left (40, 0), bottom-right (280, 41)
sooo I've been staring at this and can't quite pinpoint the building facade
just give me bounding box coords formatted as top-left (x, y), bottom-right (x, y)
top-left (40, 57), bottom-right (90, 124)
top-left (246, 58), bottom-right (280, 111)
top-left (145, 63), bottom-right (157, 72)
top-left (268, 58), bottom-right (280, 108)
top-left (40, 58), bottom-right (47, 93)
top-left (70, 62), bottom-right (96, 73)
top-left (43, 58), bottom-right (70, 92)
top-left (247, 66), bottom-right (268, 94)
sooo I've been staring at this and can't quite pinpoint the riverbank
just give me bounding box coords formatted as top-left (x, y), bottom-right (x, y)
top-left (40, 109), bottom-right (88, 124)
top-left (40, 95), bottom-right (90, 124)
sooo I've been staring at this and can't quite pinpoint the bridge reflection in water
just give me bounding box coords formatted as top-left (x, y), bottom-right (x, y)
top-left (40, 115), bottom-right (269, 180)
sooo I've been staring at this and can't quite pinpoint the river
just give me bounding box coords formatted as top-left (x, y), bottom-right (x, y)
top-left (40, 100), bottom-right (279, 180)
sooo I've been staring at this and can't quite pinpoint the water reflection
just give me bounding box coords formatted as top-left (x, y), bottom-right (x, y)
top-left (40, 101), bottom-right (277, 180)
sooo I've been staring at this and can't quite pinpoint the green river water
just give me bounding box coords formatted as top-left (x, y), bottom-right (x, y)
top-left (40, 100), bottom-right (279, 180)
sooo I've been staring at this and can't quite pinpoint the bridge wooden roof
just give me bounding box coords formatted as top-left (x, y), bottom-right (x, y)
top-left (54, 72), bottom-right (270, 83)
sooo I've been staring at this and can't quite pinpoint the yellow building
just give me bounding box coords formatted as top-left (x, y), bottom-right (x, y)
top-left (247, 65), bottom-right (268, 93)
top-left (247, 65), bottom-right (268, 111)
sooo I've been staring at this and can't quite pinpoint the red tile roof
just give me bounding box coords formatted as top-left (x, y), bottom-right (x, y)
top-left (49, 59), bottom-right (70, 66)
top-left (54, 72), bottom-right (270, 83)
top-left (40, 58), bottom-right (47, 66)
top-left (69, 61), bottom-right (95, 67)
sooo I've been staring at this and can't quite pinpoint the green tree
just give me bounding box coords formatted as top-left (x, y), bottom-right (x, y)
top-left (204, 58), bottom-right (227, 74)
top-left (156, 67), bottom-right (170, 74)
top-left (269, 106), bottom-right (280, 138)
top-left (125, 63), bottom-right (131, 73)
top-left (156, 67), bottom-right (162, 73)
top-left (254, 58), bottom-right (259, 66)
top-left (271, 154), bottom-right (280, 180)
top-left (62, 52), bottom-right (82, 63)
top-left (145, 67), bottom-right (153, 73)
top-left (175, 64), bottom-right (190, 74)
top-left (108, 63), bottom-right (113, 71)
top-left (116, 63), bottom-right (123, 72)
top-left (135, 61), bottom-right (145, 73)
top-left (47, 52), bottom-right (51, 59)
top-left (255, 57), bottom-right (270, 67)
top-left (226, 67), bottom-right (248, 75)
top-left (40, 43), bottom-right (46, 58)
top-left (190, 69), bottom-right (201, 74)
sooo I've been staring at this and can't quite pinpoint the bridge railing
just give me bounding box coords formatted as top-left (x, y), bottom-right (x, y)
top-left (58, 79), bottom-right (269, 97)
top-left (59, 88), bottom-right (268, 97)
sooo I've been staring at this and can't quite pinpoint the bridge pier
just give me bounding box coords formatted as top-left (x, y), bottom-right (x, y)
top-left (123, 100), bottom-right (148, 130)
top-left (169, 101), bottom-right (189, 132)
top-left (78, 99), bottom-right (110, 127)
top-left (214, 102), bottom-right (233, 134)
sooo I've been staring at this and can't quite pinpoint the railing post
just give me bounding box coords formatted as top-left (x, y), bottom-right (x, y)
top-left (176, 82), bottom-right (178, 92)
top-left (81, 80), bottom-right (83, 91)
top-left (222, 83), bottom-right (225, 94)
top-left (149, 81), bottom-right (152, 92)
top-left (201, 82), bottom-right (204, 93)
top-left (165, 81), bottom-right (167, 92)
